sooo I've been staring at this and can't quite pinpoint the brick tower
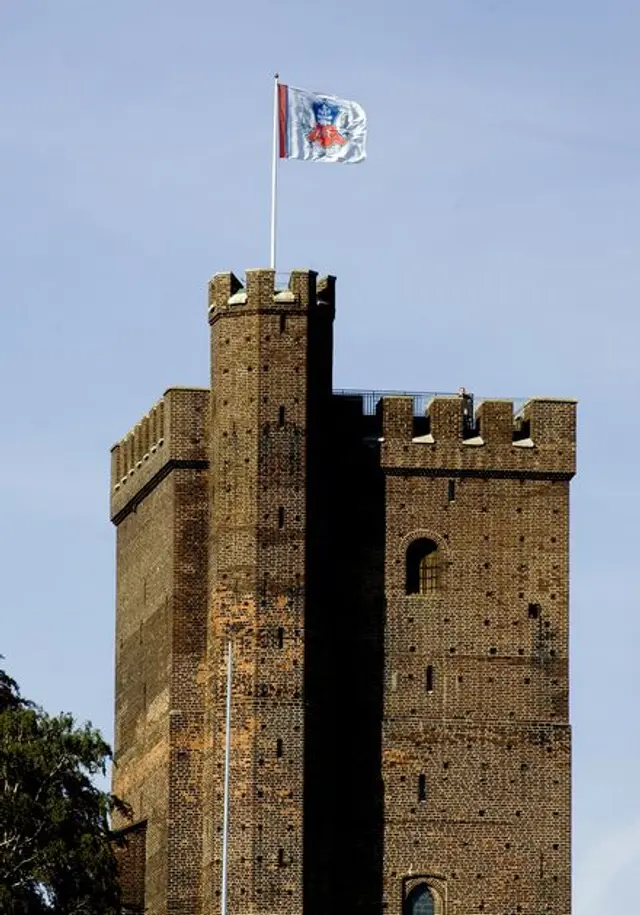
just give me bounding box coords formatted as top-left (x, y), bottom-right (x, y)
top-left (110, 268), bottom-right (575, 915)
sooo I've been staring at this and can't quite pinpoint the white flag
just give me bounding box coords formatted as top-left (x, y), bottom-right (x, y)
top-left (278, 84), bottom-right (367, 164)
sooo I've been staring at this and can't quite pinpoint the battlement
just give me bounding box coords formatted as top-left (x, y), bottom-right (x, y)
top-left (110, 388), bottom-right (209, 523)
top-left (379, 394), bottom-right (576, 477)
top-left (207, 268), bottom-right (336, 322)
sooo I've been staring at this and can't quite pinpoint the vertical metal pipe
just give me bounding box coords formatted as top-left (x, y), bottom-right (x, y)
top-left (220, 641), bottom-right (233, 915)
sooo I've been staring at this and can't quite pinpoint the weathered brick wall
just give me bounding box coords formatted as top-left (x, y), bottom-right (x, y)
top-left (112, 821), bottom-right (147, 913)
top-left (111, 388), bottom-right (209, 915)
top-left (378, 395), bottom-right (575, 915)
top-left (202, 269), bottom-right (334, 915)
top-left (168, 464), bottom-right (208, 914)
top-left (113, 476), bottom-right (173, 913)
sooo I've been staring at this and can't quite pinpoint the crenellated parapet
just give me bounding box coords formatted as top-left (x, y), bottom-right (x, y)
top-left (110, 387), bottom-right (209, 523)
top-left (380, 394), bottom-right (576, 477)
top-left (207, 268), bottom-right (336, 324)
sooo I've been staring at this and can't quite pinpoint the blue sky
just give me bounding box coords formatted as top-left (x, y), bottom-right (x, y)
top-left (1, 2), bottom-right (639, 910)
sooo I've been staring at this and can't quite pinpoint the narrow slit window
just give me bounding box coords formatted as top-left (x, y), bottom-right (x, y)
top-left (278, 507), bottom-right (285, 529)
top-left (426, 666), bottom-right (434, 693)
top-left (277, 627), bottom-right (284, 649)
top-left (276, 738), bottom-right (283, 758)
top-left (448, 479), bottom-right (456, 502)
top-left (418, 773), bottom-right (427, 801)
top-left (279, 314), bottom-right (287, 334)
top-left (528, 603), bottom-right (540, 619)
top-left (278, 406), bottom-right (285, 428)
top-left (278, 848), bottom-right (285, 867)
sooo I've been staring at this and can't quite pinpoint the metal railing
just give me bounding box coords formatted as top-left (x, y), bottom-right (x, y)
top-left (333, 389), bottom-right (527, 418)
top-left (333, 389), bottom-right (457, 416)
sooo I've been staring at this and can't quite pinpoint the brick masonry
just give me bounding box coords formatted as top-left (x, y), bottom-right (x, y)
top-left (110, 269), bottom-right (575, 915)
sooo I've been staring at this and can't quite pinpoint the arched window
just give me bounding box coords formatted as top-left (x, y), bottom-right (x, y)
top-left (406, 539), bottom-right (440, 594)
top-left (404, 883), bottom-right (435, 915)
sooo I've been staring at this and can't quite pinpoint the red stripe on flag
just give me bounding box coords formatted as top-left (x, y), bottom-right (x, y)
top-left (278, 83), bottom-right (288, 158)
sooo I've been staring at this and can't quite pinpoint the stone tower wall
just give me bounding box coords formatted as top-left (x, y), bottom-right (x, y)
top-left (201, 269), bottom-right (335, 915)
top-left (379, 395), bottom-right (575, 915)
top-left (111, 388), bottom-right (209, 914)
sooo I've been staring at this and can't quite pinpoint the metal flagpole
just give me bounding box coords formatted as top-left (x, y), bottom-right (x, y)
top-left (270, 73), bottom-right (279, 270)
top-left (220, 641), bottom-right (233, 915)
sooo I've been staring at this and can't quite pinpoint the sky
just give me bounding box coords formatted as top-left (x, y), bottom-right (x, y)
top-left (1, 1), bottom-right (639, 911)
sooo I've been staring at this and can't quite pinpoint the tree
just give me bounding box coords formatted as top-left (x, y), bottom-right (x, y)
top-left (0, 664), bottom-right (127, 915)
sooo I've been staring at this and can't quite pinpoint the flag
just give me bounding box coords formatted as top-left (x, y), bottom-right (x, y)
top-left (278, 84), bottom-right (367, 164)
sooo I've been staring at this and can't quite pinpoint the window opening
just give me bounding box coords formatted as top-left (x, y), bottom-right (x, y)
top-left (276, 739), bottom-right (283, 758)
top-left (403, 883), bottom-right (435, 915)
top-left (418, 774), bottom-right (427, 801)
top-left (278, 507), bottom-right (285, 529)
top-left (406, 539), bottom-right (440, 594)
top-left (277, 627), bottom-right (284, 649)
top-left (278, 406), bottom-right (285, 428)
top-left (448, 479), bottom-right (456, 502)
top-left (278, 848), bottom-right (285, 866)
top-left (279, 314), bottom-right (287, 334)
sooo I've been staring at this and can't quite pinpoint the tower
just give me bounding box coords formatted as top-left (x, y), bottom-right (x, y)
top-left (110, 387), bottom-right (209, 914)
top-left (377, 394), bottom-right (574, 914)
top-left (200, 269), bottom-right (335, 915)
top-left (110, 268), bottom-right (575, 915)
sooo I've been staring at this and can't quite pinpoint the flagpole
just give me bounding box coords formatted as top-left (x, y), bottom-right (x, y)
top-left (220, 641), bottom-right (233, 915)
top-left (270, 73), bottom-right (279, 270)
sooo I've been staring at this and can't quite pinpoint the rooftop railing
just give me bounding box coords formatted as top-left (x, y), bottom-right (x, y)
top-left (333, 389), bottom-right (528, 418)
top-left (333, 389), bottom-right (458, 417)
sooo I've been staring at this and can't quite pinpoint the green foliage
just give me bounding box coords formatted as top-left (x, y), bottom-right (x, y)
top-left (0, 664), bottom-right (127, 915)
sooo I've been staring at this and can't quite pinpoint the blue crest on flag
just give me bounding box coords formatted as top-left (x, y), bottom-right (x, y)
top-left (312, 98), bottom-right (341, 126)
